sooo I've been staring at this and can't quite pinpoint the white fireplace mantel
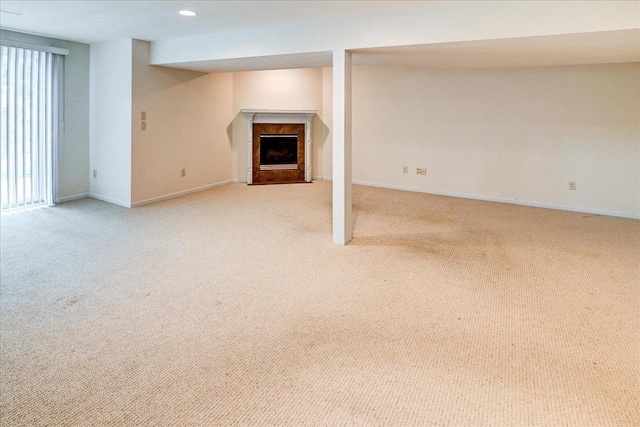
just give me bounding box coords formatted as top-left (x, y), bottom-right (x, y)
top-left (241, 109), bottom-right (316, 184)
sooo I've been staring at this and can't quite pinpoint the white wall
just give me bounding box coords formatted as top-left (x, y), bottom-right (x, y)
top-left (131, 40), bottom-right (233, 204)
top-left (230, 68), bottom-right (326, 181)
top-left (1, 30), bottom-right (90, 200)
top-left (321, 67), bottom-right (333, 180)
top-left (89, 39), bottom-right (133, 206)
top-left (82, 34), bottom-right (640, 218)
top-left (325, 63), bottom-right (639, 217)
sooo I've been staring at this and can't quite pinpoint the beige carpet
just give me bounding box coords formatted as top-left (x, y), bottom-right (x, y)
top-left (1, 181), bottom-right (638, 426)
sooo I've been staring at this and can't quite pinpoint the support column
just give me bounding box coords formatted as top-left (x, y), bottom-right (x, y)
top-left (332, 49), bottom-right (352, 245)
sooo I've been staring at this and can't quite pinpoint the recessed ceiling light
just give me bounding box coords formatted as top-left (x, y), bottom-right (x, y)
top-left (178, 10), bottom-right (197, 17)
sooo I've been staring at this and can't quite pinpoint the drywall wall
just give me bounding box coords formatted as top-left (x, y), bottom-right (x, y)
top-left (1, 29), bottom-right (89, 201)
top-left (326, 62), bottom-right (639, 217)
top-left (89, 39), bottom-right (132, 206)
top-left (231, 68), bottom-right (326, 182)
top-left (131, 40), bottom-right (233, 204)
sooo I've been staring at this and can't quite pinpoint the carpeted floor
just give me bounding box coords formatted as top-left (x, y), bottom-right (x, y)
top-left (1, 181), bottom-right (638, 426)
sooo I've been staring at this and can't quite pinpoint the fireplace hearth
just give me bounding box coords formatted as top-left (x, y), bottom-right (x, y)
top-left (252, 123), bottom-right (305, 183)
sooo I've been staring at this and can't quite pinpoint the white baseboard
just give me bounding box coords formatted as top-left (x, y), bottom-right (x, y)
top-left (89, 193), bottom-right (131, 208)
top-left (87, 177), bottom-right (638, 219)
top-left (130, 180), bottom-right (233, 207)
top-left (352, 180), bottom-right (640, 220)
top-left (57, 193), bottom-right (89, 203)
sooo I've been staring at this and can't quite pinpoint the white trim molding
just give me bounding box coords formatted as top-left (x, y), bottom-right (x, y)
top-left (57, 193), bottom-right (89, 203)
top-left (352, 180), bottom-right (640, 220)
top-left (130, 180), bottom-right (233, 207)
top-left (89, 193), bottom-right (131, 208)
top-left (241, 109), bottom-right (316, 185)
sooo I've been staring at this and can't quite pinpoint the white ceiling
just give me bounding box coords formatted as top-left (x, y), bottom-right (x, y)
top-left (0, 0), bottom-right (429, 44)
top-left (1, 1), bottom-right (638, 73)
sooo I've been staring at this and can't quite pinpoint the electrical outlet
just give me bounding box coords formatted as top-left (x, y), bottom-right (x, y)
top-left (181, 168), bottom-right (186, 177)
top-left (93, 169), bottom-right (97, 179)
top-left (569, 181), bottom-right (576, 191)
top-left (416, 167), bottom-right (427, 175)
top-left (141, 121), bottom-right (146, 131)
top-left (402, 166), bottom-right (408, 174)
top-left (141, 111), bottom-right (146, 121)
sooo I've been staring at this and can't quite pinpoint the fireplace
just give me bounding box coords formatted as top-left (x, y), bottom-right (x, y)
top-left (252, 123), bottom-right (305, 183)
top-left (242, 110), bottom-right (316, 185)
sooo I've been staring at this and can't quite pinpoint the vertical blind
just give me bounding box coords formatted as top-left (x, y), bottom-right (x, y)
top-left (1, 45), bottom-right (63, 212)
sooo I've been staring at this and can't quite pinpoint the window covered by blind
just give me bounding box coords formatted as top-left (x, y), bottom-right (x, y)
top-left (1, 45), bottom-right (63, 212)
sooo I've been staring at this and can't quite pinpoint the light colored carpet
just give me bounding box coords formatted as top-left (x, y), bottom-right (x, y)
top-left (1, 181), bottom-right (638, 426)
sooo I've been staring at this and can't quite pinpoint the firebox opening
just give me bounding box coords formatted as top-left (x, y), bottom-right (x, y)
top-left (259, 134), bottom-right (298, 171)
